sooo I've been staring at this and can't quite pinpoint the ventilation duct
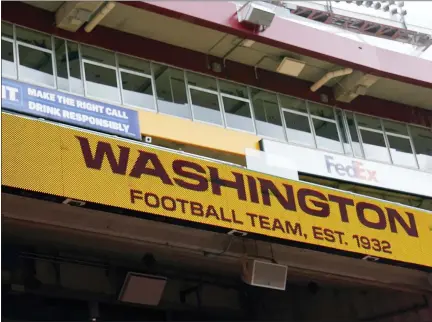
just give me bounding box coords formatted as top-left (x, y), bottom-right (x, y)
top-left (333, 71), bottom-right (380, 102)
top-left (56, 2), bottom-right (103, 32)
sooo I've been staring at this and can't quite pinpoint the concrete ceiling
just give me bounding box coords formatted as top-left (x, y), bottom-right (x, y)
top-left (22, 1), bottom-right (432, 110)
top-left (3, 193), bottom-right (432, 294)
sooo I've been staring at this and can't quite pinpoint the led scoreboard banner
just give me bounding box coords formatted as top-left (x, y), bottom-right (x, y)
top-left (2, 113), bottom-right (432, 269)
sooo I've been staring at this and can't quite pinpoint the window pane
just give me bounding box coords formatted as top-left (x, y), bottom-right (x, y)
top-left (54, 38), bottom-right (68, 91)
top-left (2, 22), bottom-right (13, 38)
top-left (67, 42), bottom-right (83, 95)
top-left (312, 118), bottom-right (343, 153)
top-left (279, 95), bottom-right (307, 114)
top-left (84, 62), bottom-right (119, 102)
top-left (410, 126), bottom-right (432, 172)
top-left (345, 112), bottom-right (363, 157)
top-left (283, 111), bottom-right (314, 147)
top-left (190, 88), bottom-right (222, 126)
top-left (360, 129), bottom-right (390, 163)
top-left (308, 102), bottom-right (335, 119)
top-left (222, 96), bottom-right (254, 132)
top-left (219, 80), bottom-right (248, 99)
top-left (335, 109), bottom-right (352, 155)
top-left (18, 44), bottom-right (54, 87)
top-left (2, 40), bottom-right (16, 78)
top-left (187, 72), bottom-right (217, 91)
top-left (250, 89), bottom-right (284, 141)
top-left (81, 45), bottom-right (115, 66)
top-left (383, 120), bottom-right (409, 136)
top-left (118, 54), bottom-right (151, 75)
top-left (16, 27), bottom-right (52, 50)
top-left (387, 135), bottom-right (417, 168)
top-left (153, 64), bottom-right (190, 119)
top-left (120, 71), bottom-right (154, 109)
top-left (356, 114), bottom-right (382, 131)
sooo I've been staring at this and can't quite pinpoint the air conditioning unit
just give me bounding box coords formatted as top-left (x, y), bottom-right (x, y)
top-left (238, 3), bottom-right (275, 29)
top-left (241, 259), bottom-right (288, 291)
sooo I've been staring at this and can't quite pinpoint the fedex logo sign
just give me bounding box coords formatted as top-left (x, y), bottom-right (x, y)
top-left (325, 155), bottom-right (378, 182)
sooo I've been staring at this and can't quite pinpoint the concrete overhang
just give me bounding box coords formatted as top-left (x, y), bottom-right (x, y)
top-left (3, 193), bottom-right (432, 295)
top-left (124, 1), bottom-right (432, 89)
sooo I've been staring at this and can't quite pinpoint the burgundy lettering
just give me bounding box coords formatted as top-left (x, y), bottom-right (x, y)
top-left (130, 189), bottom-right (143, 203)
top-left (208, 167), bottom-right (246, 201)
top-left (246, 175), bottom-right (260, 204)
top-left (190, 202), bottom-right (204, 216)
top-left (386, 208), bottom-right (419, 237)
top-left (298, 188), bottom-right (329, 218)
top-left (76, 136), bottom-right (129, 174)
top-left (258, 178), bottom-right (296, 211)
top-left (144, 192), bottom-right (159, 208)
top-left (129, 151), bottom-right (173, 185)
top-left (356, 202), bottom-right (386, 230)
top-left (328, 194), bottom-right (354, 223)
top-left (173, 160), bottom-right (208, 191)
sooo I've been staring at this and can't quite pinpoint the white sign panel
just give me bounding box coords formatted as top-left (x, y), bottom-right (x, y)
top-left (245, 148), bottom-right (299, 181)
top-left (260, 139), bottom-right (432, 198)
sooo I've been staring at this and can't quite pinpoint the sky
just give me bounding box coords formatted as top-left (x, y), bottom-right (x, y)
top-left (288, 1), bottom-right (432, 60)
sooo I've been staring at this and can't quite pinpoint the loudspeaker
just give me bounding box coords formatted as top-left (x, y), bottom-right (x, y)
top-left (241, 259), bottom-right (287, 291)
top-left (118, 272), bottom-right (167, 306)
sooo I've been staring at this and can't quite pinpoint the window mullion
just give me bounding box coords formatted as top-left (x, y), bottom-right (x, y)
top-left (78, 43), bottom-right (85, 96)
top-left (306, 101), bottom-right (318, 149)
top-left (15, 40), bottom-right (53, 54)
top-left (82, 58), bottom-right (117, 70)
top-left (353, 114), bottom-right (366, 158)
top-left (333, 108), bottom-right (346, 155)
top-left (407, 125), bottom-right (420, 169)
top-left (247, 86), bottom-right (257, 135)
top-left (216, 79), bottom-right (227, 128)
top-left (343, 111), bottom-right (356, 156)
top-left (184, 71), bottom-right (195, 121)
top-left (13, 24), bottom-right (20, 81)
top-left (150, 61), bottom-right (159, 113)
top-left (64, 40), bottom-right (71, 92)
top-left (51, 36), bottom-right (58, 89)
top-left (220, 92), bottom-right (250, 102)
top-left (115, 52), bottom-right (124, 106)
top-left (381, 119), bottom-right (394, 164)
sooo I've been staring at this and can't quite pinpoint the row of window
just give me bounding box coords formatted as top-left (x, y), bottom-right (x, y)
top-left (2, 22), bottom-right (432, 173)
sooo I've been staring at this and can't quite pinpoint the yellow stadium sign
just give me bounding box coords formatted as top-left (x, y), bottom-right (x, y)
top-left (2, 113), bottom-right (432, 268)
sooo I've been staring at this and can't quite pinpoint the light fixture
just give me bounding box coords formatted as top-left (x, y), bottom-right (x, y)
top-left (373, 2), bottom-right (381, 9)
top-left (364, 1), bottom-right (373, 7)
top-left (382, 4), bottom-right (390, 11)
top-left (397, 1), bottom-right (404, 7)
top-left (276, 57), bottom-right (306, 77)
top-left (399, 8), bottom-right (407, 15)
top-left (241, 39), bottom-right (256, 48)
top-left (356, 1), bottom-right (363, 5)
top-left (63, 198), bottom-right (86, 206)
top-left (390, 7), bottom-right (397, 14)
